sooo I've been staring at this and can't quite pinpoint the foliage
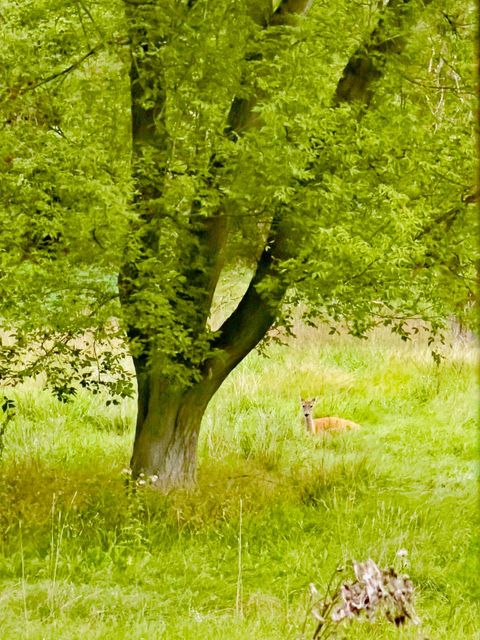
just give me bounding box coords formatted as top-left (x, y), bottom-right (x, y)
top-left (0, 0), bottom-right (132, 399)
top-left (0, 395), bottom-right (15, 461)
top-left (0, 0), bottom-right (476, 399)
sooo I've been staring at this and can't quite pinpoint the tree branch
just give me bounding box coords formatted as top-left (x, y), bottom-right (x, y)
top-left (10, 45), bottom-right (103, 98)
top-left (226, 0), bottom-right (314, 136)
top-left (414, 202), bottom-right (471, 241)
top-left (272, 0), bottom-right (314, 22)
top-left (214, 0), bottom-right (439, 363)
top-left (204, 227), bottom-right (289, 391)
top-left (3, 37), bottom-right (128, 102)
top-left (216, 0), bottom-right (437, 367)
top-left (182, 0), bottom-right (316, 333)
top-left (196, 0), bottom-right (315, 341)
top-left (334, 0), bottom-right (433, 106)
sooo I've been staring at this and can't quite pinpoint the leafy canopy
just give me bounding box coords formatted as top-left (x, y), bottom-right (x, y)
top-left (0, 0), bottom-right (476, 398)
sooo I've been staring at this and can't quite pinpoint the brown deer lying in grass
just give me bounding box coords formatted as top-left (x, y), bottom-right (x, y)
top-left (300, 398), bottom-right (360, 433)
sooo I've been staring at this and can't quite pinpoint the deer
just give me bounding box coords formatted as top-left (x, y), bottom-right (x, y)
top-left (300, 398), bottom-right (361, 433)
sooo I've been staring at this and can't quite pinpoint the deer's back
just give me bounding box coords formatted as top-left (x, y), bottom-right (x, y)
top-left (313, 416), bottom-right (360, 432)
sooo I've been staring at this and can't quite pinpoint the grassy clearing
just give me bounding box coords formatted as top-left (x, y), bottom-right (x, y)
top-left (0, 328), bottom-right (478, 639)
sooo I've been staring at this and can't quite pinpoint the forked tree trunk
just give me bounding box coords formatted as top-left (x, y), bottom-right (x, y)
top-left (124, 0), bottom-right (412, 489)
top-left (128, 240), bottom-right (284, 489)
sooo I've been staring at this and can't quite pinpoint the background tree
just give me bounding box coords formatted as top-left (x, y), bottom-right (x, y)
top-left (0, 0), bottom-right (476, 488)
top-left (0, 0), bottom-right (132, 400)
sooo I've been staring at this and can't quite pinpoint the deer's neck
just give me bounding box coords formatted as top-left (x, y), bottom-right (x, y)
top-left (305, 414), bottom-right (315, 433)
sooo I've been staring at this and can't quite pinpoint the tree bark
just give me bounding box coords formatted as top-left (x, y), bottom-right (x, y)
top-left (130, 373), bottom-right (203, 488)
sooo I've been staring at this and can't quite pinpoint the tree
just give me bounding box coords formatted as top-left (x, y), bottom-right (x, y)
top-left (0, 0), bottom-right (476, 488)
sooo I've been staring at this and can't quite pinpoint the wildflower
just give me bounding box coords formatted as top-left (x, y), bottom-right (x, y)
top-left (396, 548), bottom-right (410, 568)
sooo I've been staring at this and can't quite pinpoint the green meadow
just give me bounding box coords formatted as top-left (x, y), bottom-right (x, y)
top-left (0, 328), bottom-right (478, 639)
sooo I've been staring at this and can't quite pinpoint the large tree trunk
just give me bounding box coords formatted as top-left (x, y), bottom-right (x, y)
top-left (130, 372), bottom-right (205, 487)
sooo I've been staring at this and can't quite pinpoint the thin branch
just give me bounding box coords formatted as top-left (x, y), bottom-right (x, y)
top-left (73, 1), bottom-right (92, 46)
top-left (401, 74), bottom-right (474, 94)
top-left (15, 45), bottom-right (102, 96)
top-left (428, 167), bottom-right (473, 191)
top-left (3, 38), bottom-right (129, 101)
top-left (414, 204), bottom-right (463, 240)
top-left (342, 257), bottom-right (381, 285)
top-left (76, 0), bottom-right (104, 38)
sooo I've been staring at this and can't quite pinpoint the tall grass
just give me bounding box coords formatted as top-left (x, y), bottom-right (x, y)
top-left (0, 327), bottom-right (478, 639)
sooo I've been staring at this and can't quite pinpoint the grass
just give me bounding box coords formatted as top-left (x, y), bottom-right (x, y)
top-left (0, 326), bottom-right (478, 639)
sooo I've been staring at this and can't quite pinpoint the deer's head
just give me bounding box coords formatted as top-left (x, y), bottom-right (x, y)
top-left (300, 397), bottom-right (317, 418)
